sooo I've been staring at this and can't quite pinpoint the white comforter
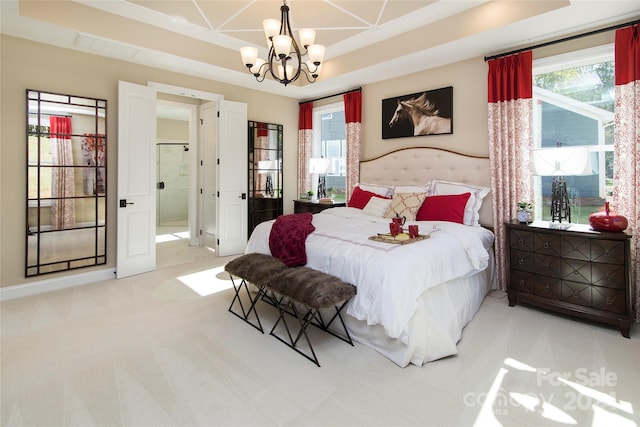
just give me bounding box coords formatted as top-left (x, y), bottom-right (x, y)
top-left (246, 207), bottom-right (494, 342)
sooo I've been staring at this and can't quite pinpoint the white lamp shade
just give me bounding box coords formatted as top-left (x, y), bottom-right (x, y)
top-left (299, 28), bottom-right (316, 47)
top-left (532, 146), bottom-right (592, 176)
top-left (272, 35), bottom-right (292, 57)
top-left (307, 44), bottom-right (325, 64)
top-left (306, 61), bottom-right (322, 76)
top-left (249, 58), bottom-right (265, 75)
top-left (258, 160), bottom-right (276, 171)
top-left (277, 64), bottom-right (293, 80)
top-left (308, 158), bottom-right (335, 174)
top-left (263, 19), bottom-right (280, 39)
top-left (240, 46), bottom-right (258, 67)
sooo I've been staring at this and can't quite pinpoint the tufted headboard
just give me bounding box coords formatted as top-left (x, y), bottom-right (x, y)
top-left (359, 147), bottom-right (494, 227)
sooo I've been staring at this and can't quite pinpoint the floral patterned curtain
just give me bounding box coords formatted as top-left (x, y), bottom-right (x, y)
top-left (297, 102), bottom-right (313, 195)
top-left (81, 133), bottom-right (106, 195)
top-left (50, 116), bottom-right (75, 229)
top-left (344, 90), bottom-right (362, 200)
top-left (614, 24), bottom-right (639, 321)
top-left (487, 51), bottom-right (534, 290)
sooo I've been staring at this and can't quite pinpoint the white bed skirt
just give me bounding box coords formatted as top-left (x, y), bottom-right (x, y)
top-left (343, 251), bottom-right (496, 367)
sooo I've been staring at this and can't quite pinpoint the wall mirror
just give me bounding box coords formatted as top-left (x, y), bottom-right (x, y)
top-left (26, 89), bottom-right (107, 276)
top-left (248, 121), bottom-right (283, 234)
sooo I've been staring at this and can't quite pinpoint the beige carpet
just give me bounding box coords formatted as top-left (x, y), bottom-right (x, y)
top-left (2, 244), bottom-right (639, 426)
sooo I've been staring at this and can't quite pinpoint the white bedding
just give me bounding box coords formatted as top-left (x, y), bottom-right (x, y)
top-left (246, 207), bottom-right (495, 364)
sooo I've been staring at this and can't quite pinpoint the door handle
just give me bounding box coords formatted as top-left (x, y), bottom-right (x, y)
top-left (119, 199), bottom-right (135, 208)
top-left (157, 181), bottom-right (165, 189)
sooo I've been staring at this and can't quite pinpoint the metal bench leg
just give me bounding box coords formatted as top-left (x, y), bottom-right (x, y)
top-left (311, 299), bottom-right (355, 346)
top-left (227, 274), bottom-right (265, 333)
top-left (269, 296), bottom-right (321, 367)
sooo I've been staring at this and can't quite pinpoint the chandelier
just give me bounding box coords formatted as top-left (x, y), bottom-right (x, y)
top-left (240, 0), bottom-right (325, 86)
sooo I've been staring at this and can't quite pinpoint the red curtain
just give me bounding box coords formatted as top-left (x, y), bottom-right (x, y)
top-left (614, 24), bottom-right (639, 321)
top-left (297, 102), bottom-right (314, 195)
top-left (343, 90), bottom-right (362, 201)
top-left (49, 116), bottom-right (76, 229)
top-left (487, 51), bottom-right (534, 291)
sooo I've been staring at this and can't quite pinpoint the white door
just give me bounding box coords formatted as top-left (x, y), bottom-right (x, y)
top-left (216, 100), bottom-right (248, 256)
top-left (200, 102), bottom-right (218, 250)
top-left (117, 81), bottom-right (157, 278)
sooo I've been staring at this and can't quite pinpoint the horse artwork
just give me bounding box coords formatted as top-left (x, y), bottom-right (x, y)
top-left (382, 86), bottom-right (453, 139)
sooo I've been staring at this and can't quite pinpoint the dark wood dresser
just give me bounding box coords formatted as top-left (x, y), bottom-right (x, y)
top-left (505, 220), bottom-right (632, 337)
top-left (294, 199), bottom-right (345, 214)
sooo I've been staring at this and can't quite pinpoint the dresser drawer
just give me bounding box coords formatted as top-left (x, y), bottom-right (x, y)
top-left (532, 233), bottom-right (561, 256)
top-left (561, 236), bottom-right (591, 261)
top-left (533, 276), bottom-right (562, 301)
top-left (534, 253), bottom-right (562, 278)
top-left (592, 287), bottom-right (627, 314)
top-left (562, 258), bottom-right (591, 284)
top-left (591, 239), bottom-right (625, 264)
top-left (561, 281), bottom-right (592, 308)
top-left (509, 229), bottom-right (534, 251)
top-left (591, 263), bottom-right (626, 289)
top-left (510, 249), bottom-right (534, 272)
top-left (509, 270), bottom-right (535, 294)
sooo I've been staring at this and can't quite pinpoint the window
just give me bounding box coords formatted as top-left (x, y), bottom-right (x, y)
top-left (312, 102), bottom-right (346, 201)
top-left (532, 44), bottom-right (615, 224)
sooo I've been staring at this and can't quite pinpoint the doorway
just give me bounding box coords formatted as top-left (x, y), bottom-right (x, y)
top-left (155, 100), bottom-right (197, 269)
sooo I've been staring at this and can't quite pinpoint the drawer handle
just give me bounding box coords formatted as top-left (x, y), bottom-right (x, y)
top-left (518, 259), bottom-right (524, 265)
top-left (519, 238), bottom-right (524, 245)
top-left (606, 298), bottom-right (613, 305)
top-left (519, 280), bottom-right (525, 286)
top-left (544, 285), bottom-right (550, 292)
top-left (544, 242), bottom-right (549, 248)
top-left (543, 261), bottom-right (549, 268)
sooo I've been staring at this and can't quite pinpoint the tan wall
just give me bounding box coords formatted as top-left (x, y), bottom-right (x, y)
top-left (157, 118), bottom-right (189, 141)
top-left (0, 35), bottom-right (298, 288)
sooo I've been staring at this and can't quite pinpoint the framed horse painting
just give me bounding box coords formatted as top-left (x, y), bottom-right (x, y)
top-left (382, 86), bottom-right (453, 139)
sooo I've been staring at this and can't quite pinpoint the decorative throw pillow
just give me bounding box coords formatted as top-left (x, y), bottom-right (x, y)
top-left (416, 192), bottom-right (471, 223)
top-left (430, 180), bottom-right (490, 226)
top-left (384, 192), bottom-right (427, 221)
top-left (348, 186), bottom-right (389, 209)
top-left (362, 196), bottom-right (393, 217)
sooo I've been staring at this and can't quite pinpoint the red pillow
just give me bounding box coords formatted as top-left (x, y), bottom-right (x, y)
top-left (416, 192), bottom-right (471, 223)
top-left (348, 186), bottom-right (389, 209)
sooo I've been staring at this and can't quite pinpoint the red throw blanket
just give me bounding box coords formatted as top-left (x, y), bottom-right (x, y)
top-left (269, 213), bottom-right (316, 267)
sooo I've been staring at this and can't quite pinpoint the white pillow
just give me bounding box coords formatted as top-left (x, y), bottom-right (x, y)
top-left (362, 196), bottom-right (392, 217)
top-left (357, 183), bottom-right (393, 198)
top-left (431, 180), bottom-right (490, 226)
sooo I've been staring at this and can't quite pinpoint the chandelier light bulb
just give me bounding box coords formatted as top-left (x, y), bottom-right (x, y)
top-left (307, 44), bottom-right (325, 65)
top-left (250, 58), bottom-right (266, 76)
top-left (272, 35), bottom-right (292, 58)
top-left (240, 46), bottom-right (258, 67)
top-left (299, 28), bottom-right (316, 47)
top-left (263, 19), bottom-right (280, 39)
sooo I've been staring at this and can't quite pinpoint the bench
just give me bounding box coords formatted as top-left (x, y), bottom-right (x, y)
top-left (225, 254), bottom-right (357, 367)
top-left (268, 266), bottom-right (357, 367)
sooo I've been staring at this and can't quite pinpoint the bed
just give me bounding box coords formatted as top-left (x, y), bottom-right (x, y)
top-left (246, 147), bottom-right (496, 367)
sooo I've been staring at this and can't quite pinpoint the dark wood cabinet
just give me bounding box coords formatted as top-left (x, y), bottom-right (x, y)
top-left (248, 121), bottom-right (282, 235)
top-left (505, 220), bottom-right (632, 338)
top-left (294, 199), bottom-right (345, 214)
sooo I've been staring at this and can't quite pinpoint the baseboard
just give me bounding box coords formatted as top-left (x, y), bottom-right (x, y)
top-left (0, 268), bottom-right (116, 301)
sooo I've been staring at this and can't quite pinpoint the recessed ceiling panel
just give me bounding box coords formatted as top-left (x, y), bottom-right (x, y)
top-left (378, 1), bottom-right (435, 24)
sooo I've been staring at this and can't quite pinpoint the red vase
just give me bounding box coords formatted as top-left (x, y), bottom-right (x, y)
top-left (589, 202), bottom-right (628, 232)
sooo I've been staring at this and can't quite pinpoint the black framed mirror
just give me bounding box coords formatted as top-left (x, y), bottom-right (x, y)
top-left (26, 89), bottom-right (107, 276)
top-left (248, 121), bottom-right (283, 234)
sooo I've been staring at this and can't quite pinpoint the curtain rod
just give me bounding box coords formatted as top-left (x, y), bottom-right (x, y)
top-left (484, 18), bottom-right (640, 62)
top-left (299, 87), bottom-right (361, 104)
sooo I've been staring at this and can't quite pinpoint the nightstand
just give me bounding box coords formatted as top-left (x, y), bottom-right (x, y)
top-left (505, 220), bottom-right (632, 338)
top-left (294, 199), bottom-right (345, 214)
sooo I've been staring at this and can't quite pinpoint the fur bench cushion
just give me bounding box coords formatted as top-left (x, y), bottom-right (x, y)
top-left (225, 253), bottom-right (287, 287)
top-left (271, 267), bottom-right (357, 309)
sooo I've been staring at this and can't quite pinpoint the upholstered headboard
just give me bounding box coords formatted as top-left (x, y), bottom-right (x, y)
top-left (359, 147), bottom-right (494, 227)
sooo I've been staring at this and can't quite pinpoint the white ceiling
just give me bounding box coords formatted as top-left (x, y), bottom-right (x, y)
top-left (2, 0), bottom-right (639, 100)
